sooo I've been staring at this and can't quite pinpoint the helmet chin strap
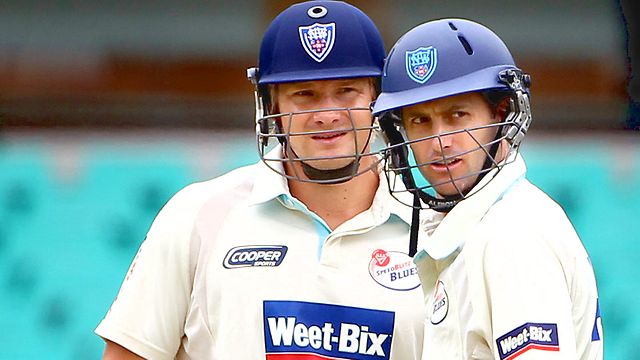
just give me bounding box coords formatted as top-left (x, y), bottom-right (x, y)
top-left (408, 191), bottom-right (420, 257)
top-left (301, 161), bottom-right (360, 184)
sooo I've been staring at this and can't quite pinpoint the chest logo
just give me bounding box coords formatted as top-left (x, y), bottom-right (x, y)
top-left (223, 245), bottom-right (288, 268)
top-left (264, 300), bottom-right (394, 359)
top-left (430, 280), bottom-right (449, 325)
top-left (369, 249), bottom-right (420, 291)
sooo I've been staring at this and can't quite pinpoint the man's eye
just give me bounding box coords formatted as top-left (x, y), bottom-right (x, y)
top-left (293, 90), bottom-right (313, 97)
top-left (411, 117), bottom-right (429, 124)
top-left (452, 111), bottom-right (468, 118)
top-left (338, 87), bottom-right (357, 94)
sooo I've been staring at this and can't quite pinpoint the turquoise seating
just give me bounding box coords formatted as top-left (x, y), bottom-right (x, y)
top-left (0, 136), bottom-right (636, 359)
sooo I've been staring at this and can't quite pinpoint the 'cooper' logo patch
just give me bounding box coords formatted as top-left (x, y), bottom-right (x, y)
top-left (223, 245), bottom-right (287, 268)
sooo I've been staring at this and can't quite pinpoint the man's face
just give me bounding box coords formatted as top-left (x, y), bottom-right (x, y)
top-left (275, 78), bottom-right (376, 172)
top-left (401, 92), bottom-right (507, 196)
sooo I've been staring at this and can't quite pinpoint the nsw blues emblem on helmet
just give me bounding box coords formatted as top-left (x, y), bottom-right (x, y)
top-left (405, 47), bottom-right (437, 84)
top-left (299, 22), bottom-right (336, 62)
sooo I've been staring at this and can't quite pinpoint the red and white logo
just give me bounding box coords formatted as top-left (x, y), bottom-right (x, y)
top-left (372, 249), bottom-right (391, 267)
top-left (369, 249), bottom-right (420, 291)
top-left (430, 280), bottom-right (449, 324)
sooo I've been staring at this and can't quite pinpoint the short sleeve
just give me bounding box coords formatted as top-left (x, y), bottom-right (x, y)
top-left (95, 186), bottom-right (198, 360)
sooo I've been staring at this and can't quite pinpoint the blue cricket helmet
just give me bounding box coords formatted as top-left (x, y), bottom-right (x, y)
top-left (375, 18), bottom-right (532, 212)
top-left (256, 0), bottom-right (385, 84)
top-left (374, 18), bottom-right (533, 256)
top-left (247, 1), bottom-right (387, 185)
top-left (373, 18), bottom-right (520, 115)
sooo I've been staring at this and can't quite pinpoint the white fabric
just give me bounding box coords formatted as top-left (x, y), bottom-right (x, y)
top-left (414, 154), bottom-right (603, 360)
top-left (96, 147), bottom-right (425, 360)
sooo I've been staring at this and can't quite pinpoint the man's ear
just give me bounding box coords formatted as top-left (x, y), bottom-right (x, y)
top-left (268, 84), bottom-right (279, 114)
top-left (495, 97), bottom-right (510, 121)
top-left (369, 77), bottom-right (380, 98)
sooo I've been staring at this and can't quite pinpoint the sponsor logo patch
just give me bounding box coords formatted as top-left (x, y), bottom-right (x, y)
top-left (496, 323), bottom-right (559, 360)
top-left (264, 300), bottom-right (394, 359)
top-left (405, 47), bottom-right (437, 84)
top-left (299, 22), bottom-right (336, 62)
top-left (368, 249), bottom-right (420, 291)
top-left (223, 245), bottom-right (288, 268)
top-left (430, 280), bottom-right (448, 325)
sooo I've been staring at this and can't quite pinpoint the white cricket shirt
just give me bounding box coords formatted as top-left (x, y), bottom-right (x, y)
top-left (413, 154), bottom-right (603, 360)
top-left (95, 147), bottom-right (425, 360)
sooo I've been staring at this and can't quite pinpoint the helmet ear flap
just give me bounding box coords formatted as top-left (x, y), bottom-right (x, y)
top-left (378, 110), bottom-right (405, 168)
top-left (504, 92), bottom-right (532, 147)
top-left (498, 69), bottom-right (533, 148)
top-left (379, 110), bottom-right (417, 191)
top-left (248, 67), bottom-right (274, 148)
top-left (258, 83), bottom-right (272, 142)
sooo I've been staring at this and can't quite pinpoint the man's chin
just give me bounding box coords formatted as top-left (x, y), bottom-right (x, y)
top-left (305, 160), bottom-right (355, 171)
top-left (436, 181), bottom-right (480, 197)
top-left (302, 152), bottom-right (357, 167)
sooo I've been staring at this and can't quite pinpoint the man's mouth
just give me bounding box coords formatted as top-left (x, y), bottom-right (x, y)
top-left (311, 131), bottom-right (348, 141)
top-left (430, 157), bottom-right (462, 170)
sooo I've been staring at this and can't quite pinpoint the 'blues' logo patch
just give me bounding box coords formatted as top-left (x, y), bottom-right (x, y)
top-left (496, 323), bottom-right (559, 360)
top-left (299, 22), bottom-right (336, 62)
top-left (430, 281), bottom-right (448, 325)
top-left (223, 245), bottom-right (287, 268)
top-left (369, 249), bottom-right (420, 291)
top-left (264, 300), bottom-right (394, 359)
top-left (405, 47), bottom-right (437, 84)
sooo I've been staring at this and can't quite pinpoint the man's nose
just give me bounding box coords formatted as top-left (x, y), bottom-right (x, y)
top-left (429, 122), bottom-right (454, 153)
top-left (312, 97), bottom-right (343, 125)
top-left (313, 110), bottom-right (341, 126)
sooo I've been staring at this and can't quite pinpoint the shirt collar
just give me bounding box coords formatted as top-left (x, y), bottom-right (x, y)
top-left (248, 145), bottom-right (291, 206)
top-left (248, 145), bottom-right (412, 228)
top-left (417, 152), bottom-right (527, 260)
top-left (370, 162), bottom-right (413, 227)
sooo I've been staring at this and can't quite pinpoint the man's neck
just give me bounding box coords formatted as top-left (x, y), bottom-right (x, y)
top-left (287, 163), bottom-right (379, 230)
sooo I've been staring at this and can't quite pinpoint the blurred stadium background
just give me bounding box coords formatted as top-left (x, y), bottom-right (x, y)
top-left (0, 0), bottom-right (637, 359)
